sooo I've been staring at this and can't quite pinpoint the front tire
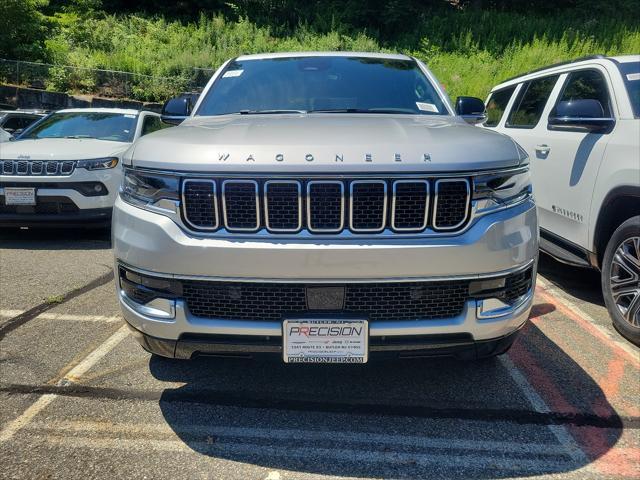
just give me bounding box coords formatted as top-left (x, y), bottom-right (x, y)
top-left (601, 216), bottom-right (640, 346)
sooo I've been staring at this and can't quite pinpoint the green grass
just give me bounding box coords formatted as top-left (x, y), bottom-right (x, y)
top-left (36, 11), bottom-right (640, 102)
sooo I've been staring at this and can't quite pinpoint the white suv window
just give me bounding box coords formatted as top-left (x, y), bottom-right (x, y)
top-left (484, 86), bottom-right (516, 127)
top-left (506, 75), bottom-right (559, 129)
top-left (550, 69), bottom-right (612, 120)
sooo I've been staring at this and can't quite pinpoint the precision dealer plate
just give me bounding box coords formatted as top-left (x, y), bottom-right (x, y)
top-left (4, 187), bottom-right (36, 205)
top-left (283, 319), bottom-right (368, 364)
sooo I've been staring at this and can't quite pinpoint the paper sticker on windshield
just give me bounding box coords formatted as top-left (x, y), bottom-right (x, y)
top-left (416, 102), bottom-right (439, 113)
top-left (223, 70), bottom-right (243, 78)
top-left (626, 73), bottom-right (640, 81)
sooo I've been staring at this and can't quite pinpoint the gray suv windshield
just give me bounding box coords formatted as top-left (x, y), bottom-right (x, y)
top-left (196, 56), bottom-right (449, 116)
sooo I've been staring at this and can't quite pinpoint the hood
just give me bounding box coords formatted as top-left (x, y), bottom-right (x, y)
top-left (129, 114), bottom-right (523, 173)
top-left (0, 137), bottom-right (131, 160)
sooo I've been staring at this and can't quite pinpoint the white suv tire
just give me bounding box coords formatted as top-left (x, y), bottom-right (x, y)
top-left (601, 216), bottom-right (640, 346)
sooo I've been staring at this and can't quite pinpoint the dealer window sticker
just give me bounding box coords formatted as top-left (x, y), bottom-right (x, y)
top-left (223, 70), bottom-right (244, 78)
top-left (416, 102), bottom-right (439, 113)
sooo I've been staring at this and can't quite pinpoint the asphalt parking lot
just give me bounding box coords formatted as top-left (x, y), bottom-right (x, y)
top-left (0, 228), bottom-right (638, 480)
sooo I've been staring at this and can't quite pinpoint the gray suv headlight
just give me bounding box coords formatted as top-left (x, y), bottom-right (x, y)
top-left (121, 167), bottom-right (180, 211)
top-left (473, 166), bottom-right (532, 210)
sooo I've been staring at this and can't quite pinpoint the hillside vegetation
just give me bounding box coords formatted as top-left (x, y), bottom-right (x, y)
top-left (1, 0), bottom-right (639, 102)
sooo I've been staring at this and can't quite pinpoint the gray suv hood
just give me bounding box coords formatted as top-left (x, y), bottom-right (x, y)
top-left (129, 114), bottom-right (523, 172)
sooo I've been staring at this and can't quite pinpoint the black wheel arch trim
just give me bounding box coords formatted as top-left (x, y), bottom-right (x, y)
top-left (593, 185), bottom-right (640, 268)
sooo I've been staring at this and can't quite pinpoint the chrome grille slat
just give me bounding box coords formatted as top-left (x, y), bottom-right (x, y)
top-left (30, 161), bottom-right (43, 175)
top-left (391, 180), bottom-right (429, 231)
top-left (222, 180), bottom-right (260, 231)
top-left (264, 180), bottom-right (302, 232)
top-left (307, 181), bottom-right (344, 233)
top-left (433, 179), bottom-right (470, 231)
top-left (46, 161), bottom-right (59, 175)
top-left (16, 161), bottom-right (29, 175)
top-left (349, 180), bottom-right (387, 232)
top-left (182, 179), bottom-right (218, 230)
top-left (180, 176), bottom-right (471, 235)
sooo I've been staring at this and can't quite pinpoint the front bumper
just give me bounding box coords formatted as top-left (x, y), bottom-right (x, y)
top-left (0, 167), bottom-right (120, 227)
top-left (114, 197), bottom-right (538, 355)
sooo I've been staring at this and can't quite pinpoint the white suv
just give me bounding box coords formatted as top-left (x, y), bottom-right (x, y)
top-left (484, 55), bottom-right (640, 344)
top-left (0, 108), bottom-right (164, 228)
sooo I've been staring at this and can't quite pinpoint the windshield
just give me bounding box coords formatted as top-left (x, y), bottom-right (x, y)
top-left (21, 112), bottom-right (137, 142)
top-left (196, 56), bottom-right (449, 116)
top-left (618, 61), bottom-right (640, 118)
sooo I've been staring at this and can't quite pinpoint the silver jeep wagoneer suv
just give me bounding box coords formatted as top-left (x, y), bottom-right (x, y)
top-left (113, 52), bottom-right (538, 363)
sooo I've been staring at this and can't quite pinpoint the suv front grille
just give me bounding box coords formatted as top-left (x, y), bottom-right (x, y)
top-left (182, 177), bottom-right (471, 234)
top-left (0, 160), bottom-right (76, 176)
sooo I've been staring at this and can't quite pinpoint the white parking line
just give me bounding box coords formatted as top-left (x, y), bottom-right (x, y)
top-left (0, 310), bottom-right (120, 323)
top-left (0, 325), bottom-right (129, 443)
top-left (499, 355), bottom-right (587, 464)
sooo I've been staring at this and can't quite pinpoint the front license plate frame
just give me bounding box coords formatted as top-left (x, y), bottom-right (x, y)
top-left (282, 319), bottom-right (369, 364)
top-left (4, 187), bottom-right (36, 205)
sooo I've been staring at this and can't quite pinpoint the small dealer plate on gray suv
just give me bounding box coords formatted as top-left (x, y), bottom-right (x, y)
top-left (283, 319), bottom-right (369, 364)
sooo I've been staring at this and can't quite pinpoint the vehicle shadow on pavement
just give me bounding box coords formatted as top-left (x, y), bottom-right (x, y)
top-left (149, 319), bottom-right (623, 479)
top-left (537, 253), bottom-right (604, 307)
top-left (0, 227), bottom-right (111, 250)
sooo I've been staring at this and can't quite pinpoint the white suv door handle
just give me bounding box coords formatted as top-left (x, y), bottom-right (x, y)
top-left (535, 144), bottom-right (551, 154)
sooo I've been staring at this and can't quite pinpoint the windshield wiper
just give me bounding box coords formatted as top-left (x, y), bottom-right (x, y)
top-left (64, 135), bottom-right (96, 139)
top-left (237, 109), bottom-right (307, 115)
top-left (308, 108), bottom-right (417, 114)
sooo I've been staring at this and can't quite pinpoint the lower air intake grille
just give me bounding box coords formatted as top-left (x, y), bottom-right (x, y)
top-left (0, 197), bottom-right (79, 214)
top-left (182, 279), bottom-right (469, 322)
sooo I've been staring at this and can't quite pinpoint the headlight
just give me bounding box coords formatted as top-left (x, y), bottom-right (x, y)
top-left (77, 157), bottom-right (119, 170)
top-left (473, 166), bottom-right (532, 210)
top-left (121, 167), bottom-right (179, 210)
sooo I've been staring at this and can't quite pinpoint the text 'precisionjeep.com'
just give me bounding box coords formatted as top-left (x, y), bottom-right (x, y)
top-left (113, 52), bottom-right (538, 363)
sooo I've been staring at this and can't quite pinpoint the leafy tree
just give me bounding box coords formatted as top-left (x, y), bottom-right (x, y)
top-left (0, 0), bottom-right (51, 61)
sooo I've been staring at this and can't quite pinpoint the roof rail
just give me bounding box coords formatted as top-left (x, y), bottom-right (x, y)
top-left (500, 54), bottom-right (607, 84)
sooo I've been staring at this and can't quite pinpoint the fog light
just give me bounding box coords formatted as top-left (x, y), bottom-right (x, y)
top-left (119, 267), bottom-right (181, 319)
top-left (468, 277), bottom-right (506, 297)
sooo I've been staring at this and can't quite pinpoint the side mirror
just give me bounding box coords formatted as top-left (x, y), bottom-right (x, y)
top-left (455, 96), bottom-right (487, 124)
top-left (161, 94), bottom-right (198, 125)
top-left (548, 99), bottom-right (614, 132)
top-left (12, 128), bottom-right (23, 136)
